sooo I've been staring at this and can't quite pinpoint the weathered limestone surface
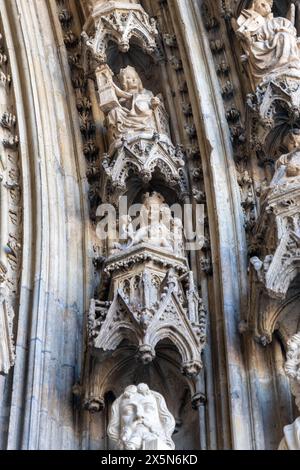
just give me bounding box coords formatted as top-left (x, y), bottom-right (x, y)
top-left (108, 383), bottom-right (175, 450)
top-left (0, 0), bottom-right (299, 451)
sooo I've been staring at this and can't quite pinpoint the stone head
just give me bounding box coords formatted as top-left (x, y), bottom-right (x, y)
top-left (284, 129), bottom-right (300, 152)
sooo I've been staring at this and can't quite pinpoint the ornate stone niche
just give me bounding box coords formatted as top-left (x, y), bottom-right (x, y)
top-left (251, 188), bottom-right (300, 300)
top-left (82, 343), bottom-right (201, 449)
top-left (248, 134), bottom-right (300, 343)
top-left (70, 1), bottom-right (206, 449)
top-left (0, 263), bottom-right (15, 375)
top-left (82, 0), bottom-right (160, 64)
top-left (232, 2), bottom-right (300, 346)
top-left (246, 78), bottom-right (300, 159)
top-left (95, 64), bottom-right (186, 202)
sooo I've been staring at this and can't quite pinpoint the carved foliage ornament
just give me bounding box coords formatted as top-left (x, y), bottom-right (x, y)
top-left (0, 29), bottom-right (20, 375)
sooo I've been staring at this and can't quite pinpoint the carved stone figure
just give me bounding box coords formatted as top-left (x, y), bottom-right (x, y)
top-left (279, 332), bottom-right (300, 449)
top-left (112, 192), bottom-right (183, 257)
top-left (107, 383), bottom-right (175, 450)
top-left (236, 1), bottom-right (300, 88)
top-left (97, 65), bottom-right (169, 145)
top-left (83, 1), bottom-right (159, 63)
top-left (96, 65), bottom-right (186, 199)
top-left (0, 265), bottom-right (15, 375)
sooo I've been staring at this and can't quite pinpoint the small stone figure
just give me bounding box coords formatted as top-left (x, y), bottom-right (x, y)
top-left (235, 1), bottom-right (300, 88)
top-left (96, 65), bottom-right (168, 145)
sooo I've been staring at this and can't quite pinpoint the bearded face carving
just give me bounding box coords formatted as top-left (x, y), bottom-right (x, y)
top-left (107, 384), bottom-right (176, 450)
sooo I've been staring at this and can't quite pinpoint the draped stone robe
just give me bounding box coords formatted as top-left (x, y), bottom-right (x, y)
top-left (237, 9), bottom-right (300, 87)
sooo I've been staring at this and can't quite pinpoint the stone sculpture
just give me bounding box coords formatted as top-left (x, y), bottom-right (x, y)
top-left (236, 0), bottom-right (300, 88)
top-left (271, 129), bottom-right (300, 187)
top-left (88, 193), bottom-right (206, 376)
top-left (0, 264), bottom-right (15, 375)
top-left (96, 65), bottom-right (185, 199)
top-left (279, 332), bottom-right (300, 449)
top-left (83, 0), bottom-right (159, 63)
top-left (97, 65), bottom-right (169, 145)
top-left (107, 383), bottom-right (175, 450)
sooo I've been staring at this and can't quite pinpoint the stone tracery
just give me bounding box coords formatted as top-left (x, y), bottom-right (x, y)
top-left (279, 332), bottom-right (300, 449)
top-left (77, 0), bottom-right (207, 449)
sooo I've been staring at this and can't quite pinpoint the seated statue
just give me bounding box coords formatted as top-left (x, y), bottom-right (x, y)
top-left (235, 0), bottom-right (300, 88)
top-left (108, 383), bottom-right (175, 450)
top-left (96, 64), bottom-right (169, 147)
